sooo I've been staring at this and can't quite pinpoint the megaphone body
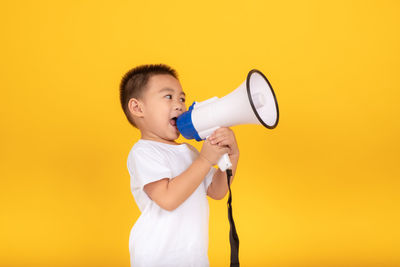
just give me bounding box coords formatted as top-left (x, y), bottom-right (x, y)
top-left (177, 69), bottom-right (279, 171)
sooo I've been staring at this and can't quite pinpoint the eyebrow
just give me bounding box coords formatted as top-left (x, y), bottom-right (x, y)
top-left (159, 88), bottom-right (186, 96)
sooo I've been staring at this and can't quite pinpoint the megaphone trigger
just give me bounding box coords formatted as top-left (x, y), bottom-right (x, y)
top-left (218, 153), bottom-right (233, 172)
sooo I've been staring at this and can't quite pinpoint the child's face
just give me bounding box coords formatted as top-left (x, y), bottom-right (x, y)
top-left (139, 74), bottom-right (187, 144)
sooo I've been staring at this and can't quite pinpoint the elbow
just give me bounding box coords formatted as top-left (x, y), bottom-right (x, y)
top-left (214, 192), bottom-right (227, 200)
top-left (159, 199), bottom-right (180, 212)
top-left (217, 188), bottom-right (229, 200)
top-left (209, 190), bottom-right (228, 200)
top-left (163, 204), bottom-right (177, 212)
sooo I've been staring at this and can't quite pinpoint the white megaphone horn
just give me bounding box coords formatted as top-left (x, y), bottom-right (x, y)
top-left (177, 69), bottom-right (279, 171)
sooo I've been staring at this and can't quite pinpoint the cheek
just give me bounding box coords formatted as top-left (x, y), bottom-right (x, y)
top-left (181, 102), bottom-right (187, 111)
top-left (149, 103), bottom-right (170, 121)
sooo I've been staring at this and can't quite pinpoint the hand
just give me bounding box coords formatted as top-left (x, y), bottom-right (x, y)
top-left (208, 127), bottom-right (239, 159)
top-left (199, 139), bottom-right (230, 166)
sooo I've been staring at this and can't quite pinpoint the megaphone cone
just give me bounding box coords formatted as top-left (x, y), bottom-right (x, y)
top-left (177, 69), bottom-right (279, 142)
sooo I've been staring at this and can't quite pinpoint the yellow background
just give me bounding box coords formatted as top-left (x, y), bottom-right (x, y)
top-left (1, 0), bottom-right (399, 266)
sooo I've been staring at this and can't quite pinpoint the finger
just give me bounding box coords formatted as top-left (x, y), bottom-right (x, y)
top-left (215, 127), bottom-right (231, 133)
top-left (209, 132), bottom-right (229, 143)
top-left (212, 135), bottom-right (232, 145)
top-left (209, 129), bottom-right (222, 139)
top-left (210, 136), bottom-right (223, 145)
top-left (216, 139), bottom-right (232, 147)
top-left (209, 128), bottom-right (230, 139)
top-left (211, 138), bottom-right (226, 145)
top-left (208, 132), bottom-right (219, 140)
top-left (214, 142), bottom-right (228, 150)
top-left (211, 132), bottom-right (234, 143)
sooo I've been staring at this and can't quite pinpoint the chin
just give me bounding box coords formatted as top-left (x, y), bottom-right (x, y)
top-left (169, 133), bottom-right (180, 141)
top-left (168, 127), bottom-right (180, 140)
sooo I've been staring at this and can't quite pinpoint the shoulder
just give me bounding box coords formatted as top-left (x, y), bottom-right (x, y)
top-left (127, 140), bottom-right (172, 174)
top-left (128, 140), bottom-right (166, 162)
top-left (131, 139), bottom-right (159, 153)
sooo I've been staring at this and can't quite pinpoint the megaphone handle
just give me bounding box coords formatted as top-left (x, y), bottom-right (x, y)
top-left (218, 153), bottom-right (232, 172)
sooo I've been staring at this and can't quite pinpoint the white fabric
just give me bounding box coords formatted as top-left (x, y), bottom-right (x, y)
top-left (127, 139), bottom-right (216, 267)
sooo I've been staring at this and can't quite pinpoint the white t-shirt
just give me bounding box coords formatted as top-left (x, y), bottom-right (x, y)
top-left (127, 139), bottom-right (216, 267)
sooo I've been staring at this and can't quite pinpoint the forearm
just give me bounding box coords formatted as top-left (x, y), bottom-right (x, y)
top-left (209, 154), bottom-right (239, 199)
top-left (164, 156), bottom-right (212, 210)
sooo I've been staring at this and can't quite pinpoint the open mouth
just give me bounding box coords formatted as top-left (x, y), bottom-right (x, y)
top-left (170, 117), bottom-right (178, 127)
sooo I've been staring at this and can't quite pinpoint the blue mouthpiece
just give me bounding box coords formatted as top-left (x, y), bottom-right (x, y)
top-left (176, 102), bottom-right (202, 141)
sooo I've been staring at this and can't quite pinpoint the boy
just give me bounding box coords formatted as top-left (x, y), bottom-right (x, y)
top-left (120, 64), bottom-right (239, 267)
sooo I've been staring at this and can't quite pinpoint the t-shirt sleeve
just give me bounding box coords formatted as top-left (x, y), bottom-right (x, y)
top-left (128, 147), bottom-right (173, 191)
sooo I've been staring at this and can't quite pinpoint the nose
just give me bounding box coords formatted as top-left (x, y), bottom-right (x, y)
top-left (174, 104), bottom-right (183, 111)
top-left (174, 100), bottom-right (185, 111)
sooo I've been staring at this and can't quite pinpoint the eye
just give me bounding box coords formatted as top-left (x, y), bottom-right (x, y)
top-left (164, 95), bottom-right (172, 99)
top-left (180, 97), bottom-right (186, 103)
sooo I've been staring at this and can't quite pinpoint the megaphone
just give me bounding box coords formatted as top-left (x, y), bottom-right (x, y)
top-left (177, 69), bottom-right (279, 171)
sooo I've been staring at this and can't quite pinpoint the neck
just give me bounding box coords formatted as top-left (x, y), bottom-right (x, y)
top-left (140, 132), bottom-right (180, 146)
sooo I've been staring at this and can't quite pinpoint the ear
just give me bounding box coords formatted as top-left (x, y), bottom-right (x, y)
top-left (128, 98), bottom-right (145, 118)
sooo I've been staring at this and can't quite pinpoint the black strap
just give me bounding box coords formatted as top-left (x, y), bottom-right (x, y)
top-left (226, 169), bottom-right (239, 267)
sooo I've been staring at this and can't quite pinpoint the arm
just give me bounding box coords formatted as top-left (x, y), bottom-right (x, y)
top-left (143, 140), bottom-right (229, 211)
top-left (206, 127), bottom-right (240, 200)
